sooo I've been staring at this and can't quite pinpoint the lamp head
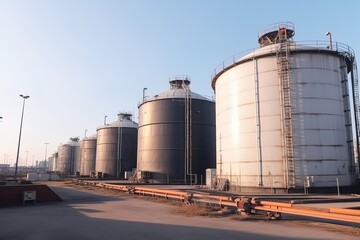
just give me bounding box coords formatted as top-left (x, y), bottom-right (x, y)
top-left (20, 94), bottom-right (30, 99)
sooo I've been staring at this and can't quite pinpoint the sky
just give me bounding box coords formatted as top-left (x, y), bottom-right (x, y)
top-left (0, 0), bottom-right (360, 166)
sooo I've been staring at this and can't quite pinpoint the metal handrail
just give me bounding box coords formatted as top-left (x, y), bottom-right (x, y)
top-left (257, 21), bottom-right (295, 39)
top-left (211, 47), bottom-right (256, 82)
top-left (211, 40), bottom-right (356, 84)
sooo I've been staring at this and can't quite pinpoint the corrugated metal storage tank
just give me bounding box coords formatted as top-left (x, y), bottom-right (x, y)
top-left (211, 22), bottom-right (359, 192)
top-left (95, 113), bottom-right (138, 178)
top-left (56, 144), bottom-right (70, 174)
top-left (48, 152), bottom-right (58, 172)
top-left (80, 134), bottom-right (97, 176)
top-left (137, 77), bottom-right (216, 183)
top-left (56, 137), bottom-right (81, 175)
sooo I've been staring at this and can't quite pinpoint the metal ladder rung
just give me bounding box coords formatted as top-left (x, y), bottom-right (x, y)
top-left (277, 29), bottom-right (295, 188)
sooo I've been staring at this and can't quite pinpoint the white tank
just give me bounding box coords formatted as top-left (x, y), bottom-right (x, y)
top-left (212, 22), bottom-right (359, 192)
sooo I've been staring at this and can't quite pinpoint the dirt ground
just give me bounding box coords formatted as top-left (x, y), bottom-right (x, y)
top-left (46, 180), bottom-right (360, 238)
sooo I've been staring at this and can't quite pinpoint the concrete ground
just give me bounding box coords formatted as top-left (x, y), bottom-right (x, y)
top-left (0, 182), bottom-right (359, 240)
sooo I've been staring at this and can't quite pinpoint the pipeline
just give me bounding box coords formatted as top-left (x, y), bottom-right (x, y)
top-left (73, 180), bottom-right (360, 224)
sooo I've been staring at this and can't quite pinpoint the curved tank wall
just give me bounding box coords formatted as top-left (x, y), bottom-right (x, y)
top-left (56, 144), bottom-right (71, 174)
top-left (80, 134), bottom-right (97, 176)
top-left (48, 152), bottom-right (57, 172)
top-left (56, 138), bottom-right (81, 175)
top-left (137, 78), bottom-right (216, 183)
top-left (95, 113), bottom-right (138, 178)
top-left (212, 23), bottom-right (358, 190)
top-left (73, 145), bottom-right (81, 174)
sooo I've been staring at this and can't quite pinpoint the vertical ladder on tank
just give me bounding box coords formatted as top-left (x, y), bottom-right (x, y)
top-left (254, 59), bottom-right (263, 186)
top-left (351, 59), bottom-right (360, 175)
top-left (182, 80), bottom-right (193, 184)
top-left (276, 27), bottom-right (295, 189)
top-left (340, 63), bottom-right (354, 175)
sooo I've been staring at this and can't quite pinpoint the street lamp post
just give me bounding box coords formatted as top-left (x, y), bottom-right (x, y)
top-left (44, 142), bottom-right (49, 170)
top-left (143, 87), bottom-right (147, 102)
top-left (325, 32), bottom-right (333, 50)
top-left (15, 94), bottom-right (30, 179)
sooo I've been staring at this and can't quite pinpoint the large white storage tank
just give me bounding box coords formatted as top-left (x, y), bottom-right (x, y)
top-left (212, 22), bottom-right (359, 192)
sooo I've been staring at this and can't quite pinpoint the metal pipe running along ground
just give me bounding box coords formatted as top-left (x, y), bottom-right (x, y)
top-left (76, 181), bottom-right (360, 225)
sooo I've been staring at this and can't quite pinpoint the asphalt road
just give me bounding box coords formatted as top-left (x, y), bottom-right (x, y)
top-left (0, 182), bottom-right (358, 240)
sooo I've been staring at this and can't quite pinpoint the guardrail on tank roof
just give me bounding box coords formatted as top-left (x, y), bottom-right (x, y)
top-left (211, 41), bottom-right (356, 86)
top-left (257, 21), bottom-right (295, 39)
top-left (137, 92), bottom-right (215, 107)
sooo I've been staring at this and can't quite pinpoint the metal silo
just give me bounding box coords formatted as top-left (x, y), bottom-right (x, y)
top-left (95, 113), bottom-right (138, 178)
top-left (212, 22), bottom-right (359, 192)
top-left (48, 152), bottom-right (57, 172)
top-left (56, 144), bottom-right (70, 174)
top-left (56, 137), bottom-right (81, 175)
top-left (137, 77), bottom-right (216, 184)
top-left (80, 134), bottom-right (97, 176)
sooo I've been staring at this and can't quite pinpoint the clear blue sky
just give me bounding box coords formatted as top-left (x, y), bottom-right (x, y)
top-left (1, 0), bottom-right (359, 166)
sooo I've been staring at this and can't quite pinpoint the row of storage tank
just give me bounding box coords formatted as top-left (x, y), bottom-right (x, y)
top-left (50, 79), bottom-right (215, 184)
top-left (49, 22), bottom-right (360, 192)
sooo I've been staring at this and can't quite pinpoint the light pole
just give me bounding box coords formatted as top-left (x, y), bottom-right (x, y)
top-left (325, 32), bottom-right (332, 50)
top-left (143, 87), bottom-right (147, 102)
top-left (15, 94), bottom-right (30, 179)
top-left (104, 115), bottom-right (108, 125)
top-left (44, 142), bottom-right (49, 170)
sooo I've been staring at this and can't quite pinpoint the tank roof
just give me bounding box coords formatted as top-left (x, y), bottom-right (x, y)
top-left (69, 137), bottom-right (79, 142)
top-left (142, 76), bottom-right (212, 103)
top-left (237, 41), bottom-right (355, 68)
top-left (97, 113), bottom-right (138, 130)
top-left (148, 88), bottom-right (210, 101)
top-left (169, 75), bottom-right (191, 89)
top-left (211, 41), bottom-right (355, 90)
top-left (59, 137), bottom-right (81, 147)
top-left (82, 133), bottom-right (97, 141)
top-left (258, 21), bottom-right (295, 47)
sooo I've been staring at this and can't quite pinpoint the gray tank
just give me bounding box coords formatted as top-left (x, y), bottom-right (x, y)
top-left (56, 137), bottom-right (81, 175)
top-left (137, 77), bottom-right (216, 183)
top-left (95, 113), bottom-right (138, 178)
top-left (80, 134), bottom-right (97, 176)
top-left (48, 152), bottom-right (58, 172)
